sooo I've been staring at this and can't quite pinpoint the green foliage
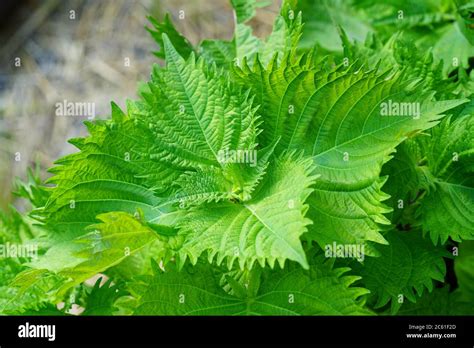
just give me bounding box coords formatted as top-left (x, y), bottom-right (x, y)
top-left (20, 211), bottom-right (171, 298)
top-left (419, 116), bottom-right (474, 244)
top-left (396, 287), bottom-right (474, 315)
top-left (351, 230), bottom-right (449, 314)
top-left (82, 278), bottom-right (128, 316)
top-left (132, 254), bottom-right (371, 315)
top-left (1, 0), bottom-right (473, 316)
top-left (147, 14), bottom-right (194, 60)
top-left (199, 2), bottom-right (303, 69)
top-left (295, 0), bottom-right (372, 52)
top-left (230, 0), bottom-right (271, 24)
top-left (174, 152), bottom-right (317, 269)
top-left (0, 206), bottom-right (62, 314)
top-left (355, 0), bottom-right (474, 75)
top-left (235, 53), bottom-right (464, 257)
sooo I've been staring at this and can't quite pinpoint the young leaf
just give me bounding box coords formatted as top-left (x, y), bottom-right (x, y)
top-left (199, 3), bottom-right (302, 68)
top-left (175, 152), bottom-right (318, 269)
top-left (175, 139), bottom-right (278, 204)
top-left (147, 14), bottom-right (195, 60)
top-left (199, 23), bottom-right (262, 69)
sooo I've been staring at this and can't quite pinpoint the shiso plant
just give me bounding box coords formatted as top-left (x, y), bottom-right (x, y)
top-left (0, 0), bottom-right (473, 316)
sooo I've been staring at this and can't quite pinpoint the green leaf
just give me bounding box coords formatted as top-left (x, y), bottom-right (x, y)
top-left (222, 138), bottom-right (279, 201)
top-left (2, 269), bottom-right (66, 314)
top-left (259, 11), bottom-right (303, 65)
top-left (41, 35), bottom-right (260, 237)
top-left (0, 208), bottom-right (53, 314)
top-left (17, 212), bottom-right (171, 297)
top-left (19, 303), bottom-right (66, 316)
top-left (381, 139), bottom-right (426, 224)
top-left (230, 0), bottom-right (271, 24)
top-left (136, 35), bottom-right (259, 169)
top-left (432, 23), bottom-right (474, 75)
top-left (175, 139), bottom-right (278, 204)
top-left (357, 0), bottom-right (455, 29)
top-left (174, 166), bottom-right (235, 206)
top-left (147, 14), bottom-right (195, 60)
top-left (82, 278), bottom-right (128, 316)
top-left (352, 230), bottom-right (449, 314)
top-left (420, 116), bottom-right (474, 244)
top-left (0, 206), bottom-right (43, 244)
top-left (199, 39), bottom-right (236, 67)
top-left (356, 0), bottom-right (473, 75)
top-left (456, 0), bottom-right (474, 45)
top-left (40, 104), bottom-right (171, 236)
top-left (397, 287), bottom-right (474, 315)
top-left (199, 23), bottom-right (261, 72)
top-left (455, 240), bottom-right (474, 301)
top-left (175, 152), bottom-right (318, 269)
top-left (132, 255), bottom-right (370, 315)
top-left (295, 0), bottom-right (372, 52)
top-left (200, 4), bottom-right (302, 68)
top-left (341, 31), bottom-right (456, 99)
top-left (0, 260), bottom-right (33, 314)
top-left (13, 165), bottom-right (50, 209)
top-left (451, 69), bottom-right (474, 99)
top-left (235, 55), bottom-right (466, 255)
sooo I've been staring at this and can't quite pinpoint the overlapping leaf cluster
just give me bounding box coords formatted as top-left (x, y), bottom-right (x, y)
top-left (0, 0), bottom-right (473, 316)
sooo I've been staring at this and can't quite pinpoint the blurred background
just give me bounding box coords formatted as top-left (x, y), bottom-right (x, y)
top-left (0, 0), bottom-right (281, 210)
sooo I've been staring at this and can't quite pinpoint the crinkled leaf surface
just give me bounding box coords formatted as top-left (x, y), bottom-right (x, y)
top-left (174, 152), bottom-right (318, 269)
top-left (132, 255), bottom-right (371, 315)
top-left (351, 230), bottom-right (448, 314)
top-left (420, 116), bottom-right (474, 244)
top-left (235, 56), bottom-right (466, 255)
top-left (16, 212), bottom-right (169, 298)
